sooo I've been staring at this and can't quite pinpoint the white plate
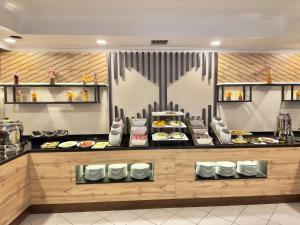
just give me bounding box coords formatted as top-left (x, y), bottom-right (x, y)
top-left (58, 141), bottom-right (78, 148)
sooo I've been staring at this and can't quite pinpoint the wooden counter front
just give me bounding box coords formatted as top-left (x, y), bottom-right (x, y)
top-left (0, 155), bottom-right (30, 225)
top-left (1, 147), bottom-right (300, 224)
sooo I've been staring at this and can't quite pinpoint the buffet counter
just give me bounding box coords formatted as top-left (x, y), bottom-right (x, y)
top-left (1, 137), bottom-right (300, 225)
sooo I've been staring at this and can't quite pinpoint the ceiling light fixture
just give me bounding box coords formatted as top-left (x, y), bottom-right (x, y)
top-left (96, 40), bottom-right (107, 45)
top-left (3, 38), bottom-right (16, 44)
top-left (210, 40), bottom-right (221, 47)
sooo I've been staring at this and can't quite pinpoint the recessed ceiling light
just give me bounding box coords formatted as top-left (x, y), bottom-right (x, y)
top-left (96, 40), bottom-right (107, 45)
top-left (210, 40), bottom-right (221, 47)
top-left (3, 38), bottom-right (16, 44)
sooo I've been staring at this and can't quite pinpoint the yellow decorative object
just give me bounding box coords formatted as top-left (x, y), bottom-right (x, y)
top-left (93, 72), bottom-right (98, 84)
top-left (237, 90), bottom-right (243, 100)
top-left (225, 91), bottom-right (232, 101)
top-left (82, 75), bottom-right (88, 85)
top-left (296, 90), bottom-right (300, 100)
top-left (65, 90), bottom-right (75, 102)
top-left (262, 67), bottom-right (272, 84)
top-left (82, 89), bottom-right (89, 102)
top-left (31, 92), bottom-right (38, 102)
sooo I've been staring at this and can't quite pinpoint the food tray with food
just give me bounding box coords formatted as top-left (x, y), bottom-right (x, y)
top-left (231, 129), bottom-right (253, 136)
top-left (78, 140), bottom-right (96, 148)
top-left (187, 119), bottom-right (213, 146)
top-left (152, 120), bottom-right (187, 128)
top-left (41, 142), bottom-right (60, 149)
top-left (152, 132), bottom-right (189, 141)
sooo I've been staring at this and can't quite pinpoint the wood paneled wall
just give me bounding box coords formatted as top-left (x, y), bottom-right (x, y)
top-left (0, 155), bottom-right (30, 225)
top-left (0, 52), bottom-right (108, 83)
top-left (218, 53), bottom-right (300, 83)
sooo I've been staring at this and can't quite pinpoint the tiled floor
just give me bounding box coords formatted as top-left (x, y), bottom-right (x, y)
top-left (20, 202), bottom-right (300, 225)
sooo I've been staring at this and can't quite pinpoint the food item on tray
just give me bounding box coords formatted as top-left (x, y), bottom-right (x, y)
top-left (91, 141), bottom-right (109, 149)
top-left (58, 141), bottom-right (78, 148)
top-left (232, 138), bottom-right (248, 144)
top-left (169, 120), bottom-right (182, 126)
top-left (258, 137), bottom-right (279, 144)
top-left (154, 132), bottom-right (169, 140)
top-left (41, 142), bottom-right (59, 149)
top-left (152, 120), bottom-right (167, 127)
top-left (78, 140), bottom-right (96, 148)
top-left (170, 132), bottom-right (185, 139)
top-left (231, 129), bottom-right (252, 136)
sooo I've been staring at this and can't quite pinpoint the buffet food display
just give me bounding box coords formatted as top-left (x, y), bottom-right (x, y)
top-left (151, 111), bottom-right (189, 142)
top-left (186, 116), bottom-right (213, 145)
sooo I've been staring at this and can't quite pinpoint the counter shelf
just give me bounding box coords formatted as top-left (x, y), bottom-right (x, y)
top-left (195, 160), bottom-right (268, 181)
top-left (75, 163), bottom-right (154, 184)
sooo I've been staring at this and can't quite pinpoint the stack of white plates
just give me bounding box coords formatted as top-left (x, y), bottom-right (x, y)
top-left (237, 161), bottom-right (258, 176)
top-left (85, 165), bottom-right (106, 181)
top-left (108, 164), bottom-right (128, 180)
top-left (216, 161), bottom-right (236, 177)
top-left (130, 163), bottom-right (151, 179)
top-left (196, 162), bottom-right (216, 178)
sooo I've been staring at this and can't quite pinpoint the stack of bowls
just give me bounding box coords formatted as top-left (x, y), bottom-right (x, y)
top-left (216, 122), bottom-right (226, 135)
top-left (108, 164), bottom-right (128, 180)
top-left (212, 116), bottom-right (222, 128)
top-left (216, 161), bottom-right (236, 177)
top-left (130, 163), bottom-right (151, 179)
top-left (196, 162), bottom-right (216, 178)
top-left (85, 165), bottom-right (106, 181)
top-left (237, 161), bottom-right (258, 176)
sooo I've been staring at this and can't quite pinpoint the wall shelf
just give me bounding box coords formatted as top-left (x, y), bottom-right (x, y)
top-left (1, 83), bottom-right (107, 105)
top-left (217, 84), bottom-right (252, 103)
top-left (281, 84), bottom-right (300, 102)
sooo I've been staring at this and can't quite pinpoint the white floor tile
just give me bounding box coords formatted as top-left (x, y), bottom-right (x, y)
top-left (141, 209), bottom-right (173, 225)
top-left (235, 211), bottom-right (269, 225)
top-left (162, 215), bottom-right (195, 225)
top-left (198, 214), bottom-right (232, 225)
top-left (20, 220), bottom-right (31, 225)
top-left (210, 205), bottom-right (246, 222)
top-left (244, 204), bottom-right (275, 220)
top-left (259, 204), bottom-right (278, 210)
top-left (105, 210), bottom-right (139, 225)
top-left (275, 203), bottom-right (300, 215)
top-left (60, 212), bottom-right (101, 225)
top-left (196, 206), bottom-right (215, 213)
top-left (26, 213), bottom-right (66, 225)
top-left (126, 216), bottom-right (155, 225)
top-left (270, 210), bottom-right (300, 225)
top-left (175, 207), bottom-right (208, 224)
top-left (164, 208), bottom-right (182, 214)
top-left (266, 221), bottom-right (281, 225)
top-left (57, 222), bottom-right (72, 225)
top-left (129, 209), bottom-right (151, 216)
top-left (95, 210), bottom-right (115, 218)
top-left (92, 218), bottom-right (114, 225)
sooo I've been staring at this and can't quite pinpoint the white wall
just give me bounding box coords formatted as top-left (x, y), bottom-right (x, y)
top-left (218, 86), bottom-right (300, 131)
top-left (1, 87), bottom-right (109, 135)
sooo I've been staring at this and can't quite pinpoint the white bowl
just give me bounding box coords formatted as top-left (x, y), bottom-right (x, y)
top-left (130, 135), bottom-right (147, 146)
top-left (212, 116), bottom-right (222, 128)
top-left (109, 131), bottom-right (121, 146)
top-left (113, 118), bottom-right (124, 127)
top-left (131, 118), bottom-right (146, 127)
top-left (130, 163), bottom-right (150, 179)
top-left (220, 128), bottom-right (231, 144)
top-left (108, 164), bottom-right (128, 180)
top-left (216, 122), bottom-right (226, 135)
top-left (111, 124), bottom-right (122, 133)
top-left (85, 165), bottom-right (106, 181)
top-left (131, 126), bottom-right (147, 135)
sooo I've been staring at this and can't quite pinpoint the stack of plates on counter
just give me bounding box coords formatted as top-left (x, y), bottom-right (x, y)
top-left (216, 161), bottom-right (236, 177)
top-left (108, 164), bottom-right (128, 180)
top-left (196, 162), bottom-right (216, 178)
top-left (85, 165), bottom-right (106, 181)
top-left (237, 161), bottom-right (258, 176)
top-left (130, 163), bottom-right (151, 179)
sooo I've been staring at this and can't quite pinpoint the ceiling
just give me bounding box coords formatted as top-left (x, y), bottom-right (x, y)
top-left (1, 0), bottom-right (300, 50)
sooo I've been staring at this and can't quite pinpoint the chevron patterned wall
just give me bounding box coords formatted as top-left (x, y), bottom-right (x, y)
top-left (0, 52), bottom-right (108, 83)
top-left (218, 53), bottom-right (300, 83)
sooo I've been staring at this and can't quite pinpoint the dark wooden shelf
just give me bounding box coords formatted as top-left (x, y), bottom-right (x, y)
top-left (5, 101), bottom-right (98, 104)
top-left (0, 83), bottom-right (107, 87)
